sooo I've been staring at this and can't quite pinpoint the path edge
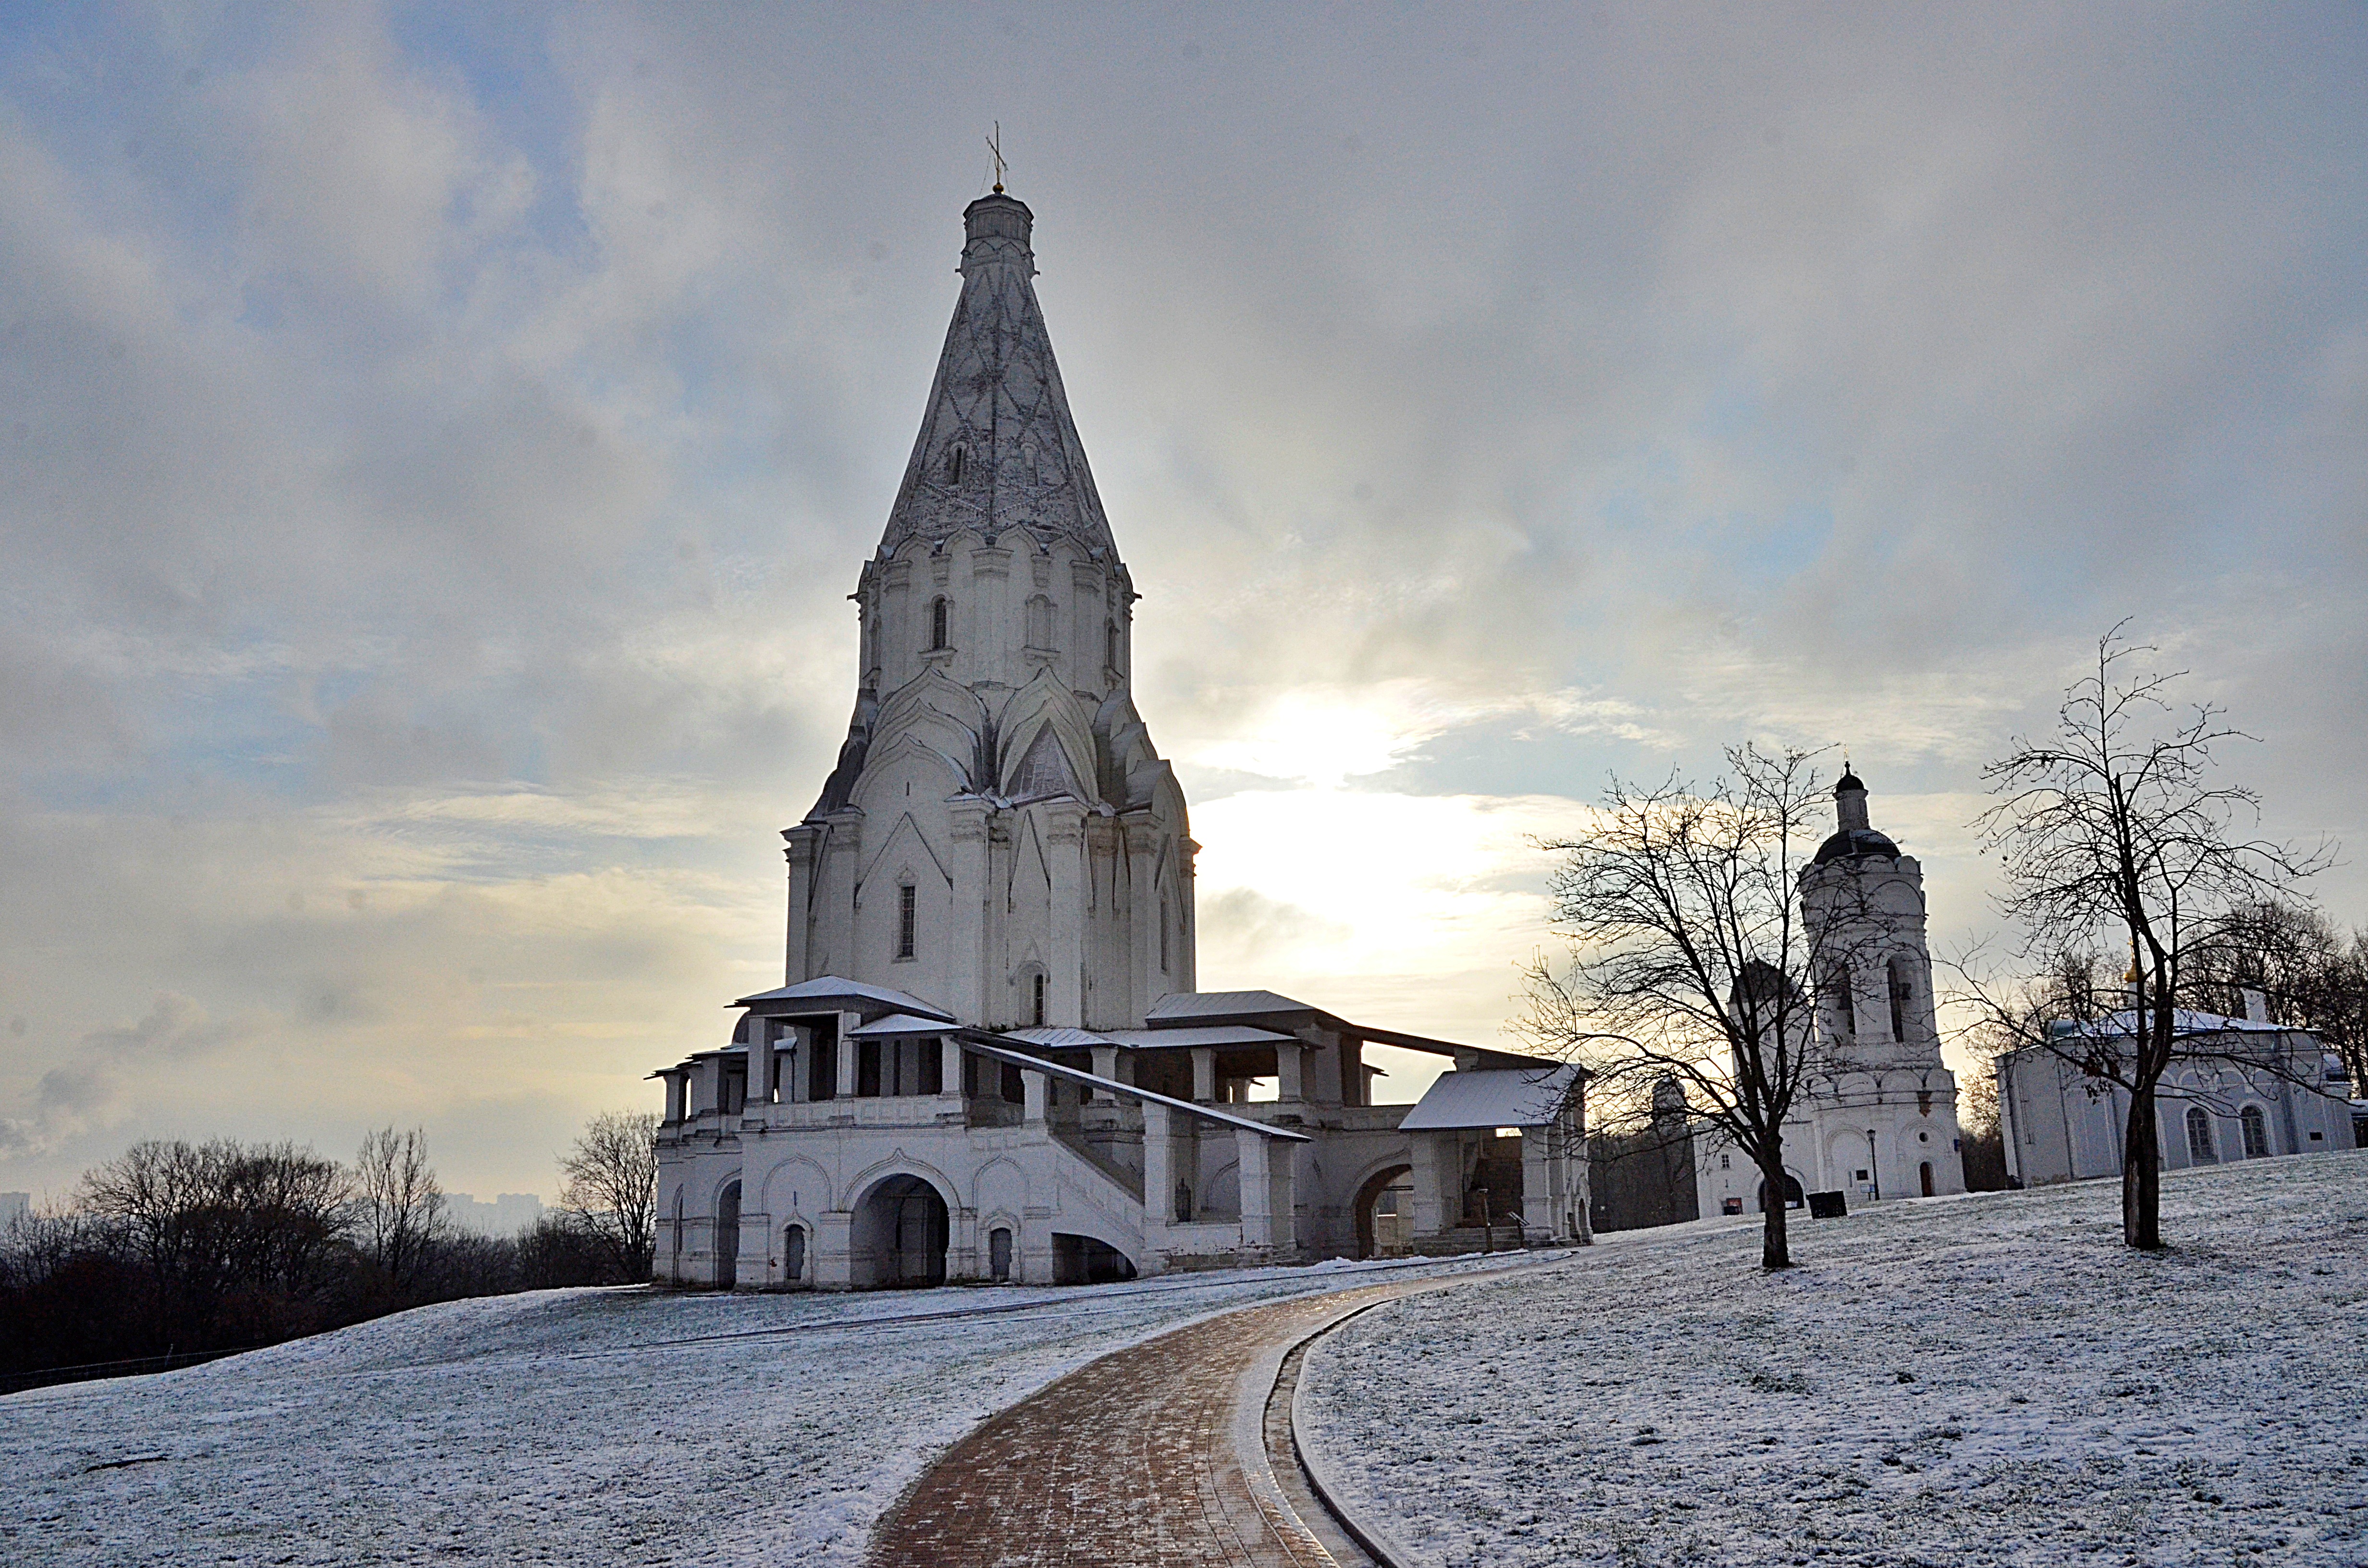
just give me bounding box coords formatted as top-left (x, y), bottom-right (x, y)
top-left (1276, 1297), bottom-right (1423, 1568)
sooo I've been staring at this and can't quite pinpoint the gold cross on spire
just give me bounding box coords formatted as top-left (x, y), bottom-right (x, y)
top-left (987, 122), bottom-right (1007, 194)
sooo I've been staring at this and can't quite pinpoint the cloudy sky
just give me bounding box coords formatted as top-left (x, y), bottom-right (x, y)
top-left (2, 4), bottom-right (2362, 1202)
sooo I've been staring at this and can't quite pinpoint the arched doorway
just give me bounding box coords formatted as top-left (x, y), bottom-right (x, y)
top-left (1352, 1164), bottom-right (1414, 1259)
top-left (852, 1175), bottom-right (948, 1288)
top-left (988, 1226), bottom-right (1013, 1282)
top-left (716, 1179), bottom-right (741, 1285)
top-left (1918, 1161), bottom-right (1935, 1198)
top-left (1755, 1174), bottom-right (1805, 1212)
top-left (784, 1223), bottom-right (807, 1285)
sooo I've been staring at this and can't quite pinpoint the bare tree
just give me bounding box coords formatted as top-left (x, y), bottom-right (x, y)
top-left (557, 1112), bottom-right (658, 1283)
top-left (1520, 745), bottom-right (1860, 1270)
top-left (1973, 625), bottom-right (2326, 1250)
top-left (354, 1127), bottom-right (448, 1298)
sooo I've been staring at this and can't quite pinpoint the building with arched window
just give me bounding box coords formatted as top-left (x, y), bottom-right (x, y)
top-left (650, 191), bottom-right (1590, 1290)
top-left (1993, 992), bottom-right (2359, 1186)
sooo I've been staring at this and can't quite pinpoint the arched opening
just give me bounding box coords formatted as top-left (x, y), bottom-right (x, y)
top-left (1919, 1161), bottom-right (1935, 1198)
top-left (669, 1188), bottom-right (684, 1280)
top-left (2185, 1105), bottom-right (2217, 1164)
top-left (851, 1175), bottom-right (948, 1288)
top-left (1352, 1164), bottom-right (1415, 1259)
top-left (715, 1179), bottom-right (741, 1286)
top-left (1887, 957), bottom-right (1912, 1041)
top-left (2240, 1104), bottom-right (2270, 1159)
top-left (929, 596), bottom-right (950, 651)
top-left (784, 1223), bottom-right (807, 1285)
top-left (948, 445), bottom-right (964, 484)
top-left (1051, 1233), bottom-right (1136, 1285)
top-left (988, 1226), bottom-right (1014, 1283)
top-left (1755, 1174), bottom-right (1806, 1213)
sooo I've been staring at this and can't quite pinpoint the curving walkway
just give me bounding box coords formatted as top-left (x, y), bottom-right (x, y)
top-left (865, 1264), bottom-right (1547, 1568)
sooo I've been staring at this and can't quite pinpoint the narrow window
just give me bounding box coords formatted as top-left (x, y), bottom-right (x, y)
top-left (897, 884), bottom-right (916, 959)
top-left (2185, 1105), bottom-right (2216, 1164)
top-left (1825, 963), bottom-right (1855, 1041)
top-left (1158, 898), bottom-right (1170, 972)
top-left (2239, 1104), bottom-right (2269, 1159)
top-left (1887, 958), bottom-right (1912, 1042)
top-left (784, 1224), bottom-right (806, 1282)
top-left (1031, 971), bottom-right (1047, 1027)
top-left (948, 446), bottom-right (964, 484)
top-left (1106, 620), bottom-right (1121, 671)
top-left (929, 597), bottom-right (950, 651)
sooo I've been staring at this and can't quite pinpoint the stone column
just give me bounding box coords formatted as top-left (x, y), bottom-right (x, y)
top-left (837, 1013), bottom-right (860, 1100)
top-left (941, 1035), bottom-right (966, 1103)
top-left (1089, 1044), bottom-right (1119, 1102)
top-left (663, 1071), bottom-right (686, 1124)
top-left (1144, 1102), bottom-right (1176, 1225)
top-left (813, 1209), bottom-right (856, 1291)
top-left (1043, 802), bottom-right (1088, 1026)
top-left (1409, 1132), bottom-right (1449, 1238)
top-left (1237, 1127), bottom-right (1272, 1250)
top-left (1192, 1047), bottom-right (1216, 1103)
top-left (747, 1019), bottom-right (774, 1110)
top-left (1274, 1042), bottom-right (1304, 1103)
top-left (1022, 1065), bottom-right (1048, 1126)
top-left (783, 827), bottom-right (821, 982)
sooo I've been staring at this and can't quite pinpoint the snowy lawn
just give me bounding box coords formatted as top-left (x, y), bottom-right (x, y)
top-left (2, 1250), bottom-right (1533, 1566)
top-left (1299, 1149), bottom-right (2368, 1568)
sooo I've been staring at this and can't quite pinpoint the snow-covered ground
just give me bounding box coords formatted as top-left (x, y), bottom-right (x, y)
top-left (1, 1250), bottom-right (1530, 1566)
top-left (1299, 1149), bottom-right (2368, 1568)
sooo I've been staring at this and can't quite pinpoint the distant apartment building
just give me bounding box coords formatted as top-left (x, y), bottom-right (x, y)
top-left (444, 1192), bottom-right (544, 1237)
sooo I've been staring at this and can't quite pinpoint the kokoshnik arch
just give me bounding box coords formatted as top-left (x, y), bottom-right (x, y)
top-left (650, 190), bottom-right (1591, 1288)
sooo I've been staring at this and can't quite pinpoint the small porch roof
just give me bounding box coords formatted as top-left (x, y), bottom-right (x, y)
top-left (731, 975), bottom-right (955, 1023)
top-left (1397, 1064), bottom-right (1584, 1131)
top-left (1000, 1022), bottom-right (1297, 1052)
top-left (1145, 989), bottom-right (1551, 1065)
top-left (849, 1012), bottom-right (961, 1038)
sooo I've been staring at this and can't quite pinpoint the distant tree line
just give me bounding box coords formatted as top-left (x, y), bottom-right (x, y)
top-left (0, 1111), bottom-right (657, 1394)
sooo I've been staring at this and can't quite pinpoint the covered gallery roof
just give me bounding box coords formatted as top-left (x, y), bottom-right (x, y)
top-left (731, 976), bottom-right (956, 1023)
top-left (849, 1012), bottom-right (963, 1038)
top-left (1397, 1064), bottom-right (1584, 1131)
top-left (1003, 1022), bottom-right (1298, 1053)
top-left (1147, 989), bottom-right (1548, 1064)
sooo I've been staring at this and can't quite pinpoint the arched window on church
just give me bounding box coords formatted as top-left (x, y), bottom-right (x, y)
top-left (2185, 1105), bottom-right (2217, 1164)
top-left (929, 597), bottom-right (950, 652)
top-left (1025, 593), bottom-right (1056, 651)
top-left (948, 445), bottom-right (965, 485)
top-left (1159, 896), bottom-right (1170, 973)
top-left (1823, 963), bottom-right (1854, 1042)
top-left (897, 883), bottom-right (917, 960)
top-left (1887, 957), bottom-right (1912, 1042)
top-left (1106, 620), bottom-right (1122, 673)
top-left (2239, 1103), bottom-right (2270, 1158)
top-left (1032, 971), bottom-right (1048, 1027)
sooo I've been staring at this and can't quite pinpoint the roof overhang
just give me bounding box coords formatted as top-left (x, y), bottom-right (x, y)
top-left (731, 975), bottom-right (956, 1024)
top-left (1398, 1064), bottom-right (1584, 1131)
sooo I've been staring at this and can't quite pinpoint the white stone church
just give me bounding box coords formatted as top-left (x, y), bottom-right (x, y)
top-left (651, 191), bottom-right (1588, 1289)
top-left (1693, 772), bottom-right (1970, 1215)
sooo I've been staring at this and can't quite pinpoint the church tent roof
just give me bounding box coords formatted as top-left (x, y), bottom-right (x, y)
top-left (1397, 1064), bottom-right (1585, 1131)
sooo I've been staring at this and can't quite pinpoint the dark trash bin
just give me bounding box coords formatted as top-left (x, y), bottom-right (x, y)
top-left (1807, 1190), bottom-right (1848, 1219)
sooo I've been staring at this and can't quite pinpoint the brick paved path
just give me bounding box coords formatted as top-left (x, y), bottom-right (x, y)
top-left (865, 1279), bottom-right (1433, 1568)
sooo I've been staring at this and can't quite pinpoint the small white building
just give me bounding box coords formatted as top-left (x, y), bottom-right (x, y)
top-left (1695, 772), bottom-right (1969, 1215)
top-left (1996, 1005), bottom-right (2357, 1186)
top-left (652, 191), bottom-right (1588, 1289)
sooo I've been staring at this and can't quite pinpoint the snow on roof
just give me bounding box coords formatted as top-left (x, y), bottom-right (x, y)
top-left (1002, 1023), bottom-right (1303, 1052)
top-left (1398, 1065), bottom-right (1582, 1130)
top-left (1001, 1026), bottom-right (1114, 1049)
top-left (848, 1013), bottom-right (961, 1037)
top-left (2048, 1008), bottom-right (2299, 1041)
top-left (731, 976), bottom-right (955, 1022)
top-left (1146, 990), bottom-right (1315, 1021)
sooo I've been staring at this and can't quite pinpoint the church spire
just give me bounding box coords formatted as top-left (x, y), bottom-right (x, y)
top-left (877, 194), bottom-right (1119, 563)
